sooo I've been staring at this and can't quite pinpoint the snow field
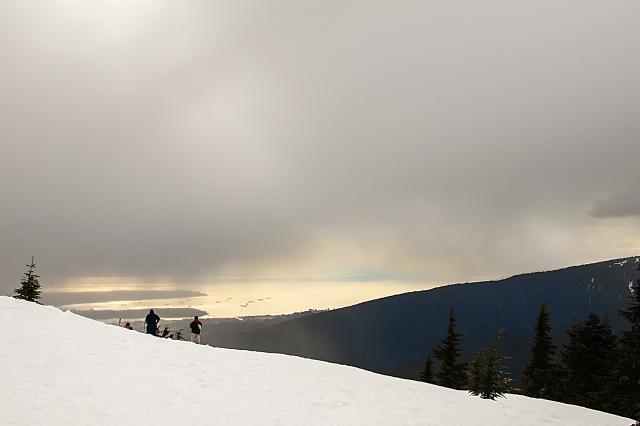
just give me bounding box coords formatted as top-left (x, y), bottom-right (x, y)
top-left (0, 296), bottom-right (633, 426)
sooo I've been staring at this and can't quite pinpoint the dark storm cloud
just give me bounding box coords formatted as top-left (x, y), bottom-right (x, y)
top-left (1, 0), bottom-right (640, 292)
top-left (42, 290), bottom-right (207, 306)
top-left (591, 194), bottom-right (640, 219)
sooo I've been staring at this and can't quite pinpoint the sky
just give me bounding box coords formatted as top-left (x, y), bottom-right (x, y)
top-left (1, 1), bottom-right (640, 304)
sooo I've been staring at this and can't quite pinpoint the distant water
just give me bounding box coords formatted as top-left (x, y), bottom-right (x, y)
top-left (49, 280), bottom-right (435, 319)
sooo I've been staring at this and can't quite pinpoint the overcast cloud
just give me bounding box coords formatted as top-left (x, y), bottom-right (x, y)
top-left (1, 0), bottom-right (640, 292)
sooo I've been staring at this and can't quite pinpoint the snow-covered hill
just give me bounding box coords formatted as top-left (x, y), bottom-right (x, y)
top-left (0, 296), bottom-right (633, 426)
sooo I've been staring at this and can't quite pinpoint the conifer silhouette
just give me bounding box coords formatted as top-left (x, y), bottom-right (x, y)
top-left (14, 256), bottom-right (41, 302)
top-left (522, 304), bottom-right (556, 398)
top-left (433, 307), bottom-right (466, 389)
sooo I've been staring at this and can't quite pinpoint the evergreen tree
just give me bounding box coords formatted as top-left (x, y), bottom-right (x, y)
top-left (479, 329), bottom-right (512, 400)
top-left (433, 307), bottom-right (466, 389)
top-left (560, 312), bottom-right (618, 411)
top-left (13, 256), bottom-right (41, 302)
top-left (466, 347), bottom-right (485, 396)
top-left (614, 262), bottom-right (640, 419)
top-left (419, 353), bottom-right (434, 383)
top-left (521, 304), bottom-right (556, 398)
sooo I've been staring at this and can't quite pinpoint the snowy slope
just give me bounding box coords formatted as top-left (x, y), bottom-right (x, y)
top-left (0, 296), bottom-right (633, 426)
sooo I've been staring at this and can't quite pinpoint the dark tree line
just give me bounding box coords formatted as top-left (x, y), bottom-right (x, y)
top-left (617, 273), bottom-right (640, 423)
top-left (519, 266), bottom-right (640, 421)
top-left (420, 307), bottom-right (511, 400)
top-left (420, 265), bottom-right (640, 421)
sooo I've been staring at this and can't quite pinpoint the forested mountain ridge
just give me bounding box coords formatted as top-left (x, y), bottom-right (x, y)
top-left (214, 257), bottom-right (639, 382)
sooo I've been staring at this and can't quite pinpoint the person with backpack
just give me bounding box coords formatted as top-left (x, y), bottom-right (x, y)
top-left (190, 315), bottom-right (202, 344)
top-left (145, 309), bottom-right (160, 336)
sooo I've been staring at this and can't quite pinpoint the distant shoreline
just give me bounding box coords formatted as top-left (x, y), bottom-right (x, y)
top-left (70, 307), bottom-right (208, 321)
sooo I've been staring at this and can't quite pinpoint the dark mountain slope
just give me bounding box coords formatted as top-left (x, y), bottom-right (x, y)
top-left (214, 257), bottom-right (639, 382)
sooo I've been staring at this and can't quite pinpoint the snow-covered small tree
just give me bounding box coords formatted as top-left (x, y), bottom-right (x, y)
top-left (466, 347), bottom-right (485, 396)
top-left (433, 307), bottom-right (466, 389)
top-left (479, 329), bottom-right (512, 400)
top-left (419, 353), bottom-right (434, 383)
top-left (14, 256), bottom-right (41, 302)
top-left (522, 304), bottom-right (556, 398)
